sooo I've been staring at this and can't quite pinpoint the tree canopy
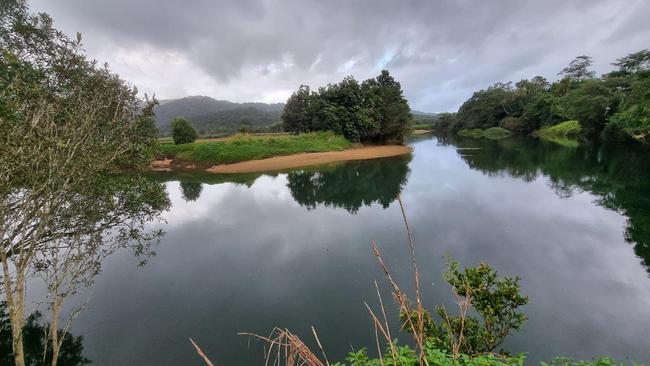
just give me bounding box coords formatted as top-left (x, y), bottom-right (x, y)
top-left (171, 117), bottom-right (198, 144)
top-left (1, 2), bottom-right (169, 366)
top-left (282, 70), bottom-right (412, 144)
top-left (448, 49), bottom-right (650, 144)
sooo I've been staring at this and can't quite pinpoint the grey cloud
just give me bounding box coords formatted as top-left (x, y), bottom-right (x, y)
top-left (29, 0), bottom-right (650, 111)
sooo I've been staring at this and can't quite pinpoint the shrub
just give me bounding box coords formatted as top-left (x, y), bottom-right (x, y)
top-left (401, 260), bottom-right (527, 356)
top-left (537, 120), bottom-right (582, 138)
top-left (171, 117), bottom-right (198, 144)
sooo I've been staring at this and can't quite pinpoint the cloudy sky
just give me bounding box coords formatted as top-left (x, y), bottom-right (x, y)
top-left (30, 0), bottom-right (649, 112)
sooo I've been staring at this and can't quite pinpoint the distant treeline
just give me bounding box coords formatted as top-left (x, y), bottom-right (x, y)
top-left (434, 50), bottom-right (650, 144)
top-left (153, 96), bottom-right (284, 135)
top-left (282, 70), bottom-right (411, 144)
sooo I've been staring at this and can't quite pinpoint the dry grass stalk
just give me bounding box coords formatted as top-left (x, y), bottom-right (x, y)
top-left (189, 337), bottom-right (216, 366)
top-left (311, 325), bottom-right (331, 366)
top-left (367, 196), bottom-right (430, 365)
top-left (238, 328), bottom-right (326, 366)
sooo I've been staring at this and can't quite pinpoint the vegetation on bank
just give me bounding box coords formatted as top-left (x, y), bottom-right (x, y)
top-left (432, 50), bottom-right (650, 145)
top-left (158, 131), bottom-right (353, 165)
top-left (171, 117), bottom-right (199, 144)
top-left (536, 120), bottom-right (582, 138)
top-left (282, 70), bottom-right (412, 144)
top-left (458, 127), bottom-right (512, 139)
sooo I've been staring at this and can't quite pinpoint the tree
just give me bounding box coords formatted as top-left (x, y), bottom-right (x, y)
top-left (0, 3), bottom-right (169, 366)
top-left (171, 117), bottom-right (198, 144)
top-left (374, 70), bottom-right (412, 144)
top-left (560, 79), bottom-right (619, 137)
top-left (612, 49), bottom-right (650, 74)
top-left (559, 55), bottom-right (595, 82)
top-left (455, 84), bottom-right (511, 131)
top-left (180, 181), bottom-right (203, 202)
top-left (281, 85), bottom-right (313, 133)
top-left (282, 70), bottom-right (410, 144)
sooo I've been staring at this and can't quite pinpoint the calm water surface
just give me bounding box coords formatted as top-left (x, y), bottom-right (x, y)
top-left (65, 134), bottom-right (650, 364)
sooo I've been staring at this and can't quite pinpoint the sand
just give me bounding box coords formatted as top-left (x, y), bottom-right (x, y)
top-left (204, 145), bottom-right (412, 174)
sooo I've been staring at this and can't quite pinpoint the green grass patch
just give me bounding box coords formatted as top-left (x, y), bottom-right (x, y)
top-left (158, 131), bottom-right (353, 165)
top-left (458, 127), bottom-right (512, 139)
top-left (411, 124), bottom-right (435, 130)
top-left (537, 120), bottom-right (582, 138)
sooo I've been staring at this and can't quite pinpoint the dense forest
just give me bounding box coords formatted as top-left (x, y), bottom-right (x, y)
top-left (437, 50), bottom-right (650, 144)
top-left (282, 70), bottom-right (412, 144)
top-left (154, 96), bottom-right (283, 135)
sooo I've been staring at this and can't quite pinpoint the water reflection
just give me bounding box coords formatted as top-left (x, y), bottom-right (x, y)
top-left (0, 303), bottom-right (90, 365)
top-left (78, 139), bottom-right (650, 365)
top-left (153, 154), bottom-right (412, 214)
top-left (287, 155), bottom-right (411, 213)
top-left (442, 134), bottom-right (650, 274)
top-left (180, 181), bottom-right (203, 202)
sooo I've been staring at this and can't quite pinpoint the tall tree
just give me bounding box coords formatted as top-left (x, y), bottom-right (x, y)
top-left (374, 70), bottom-right (412, 144)
top-left (0, 2), bottom-right (169, 366)
top-left (281, 85), bottom-right (313, 133)
top-left (559, 55), bottom-right (595, 82)
top-left (612, 49), bottom-right (650, 74)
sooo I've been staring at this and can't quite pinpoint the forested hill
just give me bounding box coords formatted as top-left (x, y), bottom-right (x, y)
top-left (154, 96), bottom-right (284, 135)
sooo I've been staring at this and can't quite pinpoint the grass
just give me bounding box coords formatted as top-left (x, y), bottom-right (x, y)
top-left (535, 121), bottom-right (582, 147)
top-left (412, 124), bottom-right (436, 130)
top-left (537, 120), bottom-right (582, 138)
top-left (158, 131), bottom-right (353, 165)
top-left (458, 127), bottom-right (512, 139)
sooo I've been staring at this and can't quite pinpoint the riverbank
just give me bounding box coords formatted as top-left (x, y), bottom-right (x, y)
top-left (152, 145), bottom-right (411, 173)
top-left (154, 131), bottom-right (412, 173)
top-left (206, 145), bottom-right (411, 173)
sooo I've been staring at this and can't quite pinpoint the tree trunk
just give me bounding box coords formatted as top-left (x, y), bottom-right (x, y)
top-left (49, 300), bottom-right (63, 366)
top-left (1, 257), bottom-right (26, 366)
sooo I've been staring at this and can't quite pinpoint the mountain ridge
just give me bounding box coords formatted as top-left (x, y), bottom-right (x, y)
top-left (153, 95), bottom-right (284, 134)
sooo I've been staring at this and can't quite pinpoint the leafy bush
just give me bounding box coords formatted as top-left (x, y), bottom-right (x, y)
top-left (537, 120), bottom-right (582, 138)
top-left (401, 260), bottom-right (527, 356)
top-left (171, 117), bottom-right (198, 144)
top-left (333, 343), bottom-right (525, 366)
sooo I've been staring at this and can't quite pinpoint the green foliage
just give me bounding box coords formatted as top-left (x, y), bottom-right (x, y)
top-left (541, 357), bottom-right (641, 366)
top-left (455, 85), bottom-right (511, 131)
top-left (171, 117), bottom-right (198, 144)
top-left (559, 55), bottom-right (595, 82)
top-left (500, 116), bottom-right (527, 133)
top-left (159, 131), bottom-right (352, 165)
top-left (153, 96), bottom-right (283, 135)
top-left (402, 260), bottom-right (527, 356)
top-left (449, 50), bottom-right (650, 144)
top-left (605, 73), bottom-right (650, 143)
top-left (559, 79), bottom-right (618, 137)
top-left (459, 127), bottom-right (512, 140)
top-left (282, 70), bottom-right (411, 144)
top-left (1, 302), bottom-right (90, 365)
top-left (335, 345), bottom-right (636, 366)
top-left (333, 343), bottom-right (525, 366)
top-left (537, 120), bottom-right (582, 138)
top-left (459, 129), bottom-right (489, 138)
top-left (0, 4), bottom-right (170, 366)
top-left (287, 154), bottom-right (411, 213)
